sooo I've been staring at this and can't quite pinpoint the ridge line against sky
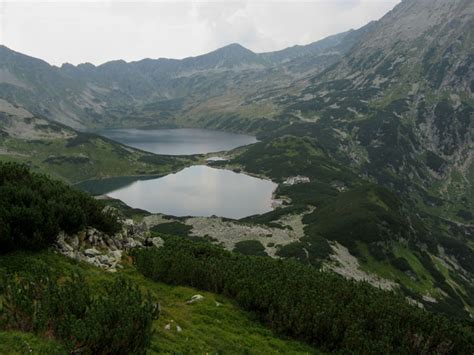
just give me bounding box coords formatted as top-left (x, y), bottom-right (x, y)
top-left (0, 0), bottom-right (400, 66)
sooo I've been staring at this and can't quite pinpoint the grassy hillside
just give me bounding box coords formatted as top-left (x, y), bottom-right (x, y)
top-left (0, 251), bottom-right (315, 354)
top-left (133, 236), bottom-right (474, 353)
top-left (0, 163), bottom-right (315, 353)
top-left (0, 105), bottom-right (197, 183)
top-left (2, 244), bottom-right (470, 354)
top-left (0, 163), bottom-right (472, 353)
top-left (0, 331), bottom-right (65, 354)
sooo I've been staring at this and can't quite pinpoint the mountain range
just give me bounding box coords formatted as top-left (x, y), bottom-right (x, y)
top-left (0, 0), bottom-right (473, 320)
top-left (0, 20), bottom-right (372, 129)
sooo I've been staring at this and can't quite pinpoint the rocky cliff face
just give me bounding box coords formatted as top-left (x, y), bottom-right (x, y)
top-left (273, 0), bottom-right (473, 220)
top-left (323, 0), bottom-right (473, 89)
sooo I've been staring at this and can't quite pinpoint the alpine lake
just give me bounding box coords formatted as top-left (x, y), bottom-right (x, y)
top-left (80, 128), bottom-right (277, 219)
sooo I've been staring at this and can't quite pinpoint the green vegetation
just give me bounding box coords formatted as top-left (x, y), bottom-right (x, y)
top-left (356, 242), bottom-right (474, 320)
top-left (0, 164), bottom-right (315, 352)
top-left (390, 256), bottom-right (414, 273)
top-left (0, 331), bottom-right (65, 354)
top-left (439, 237), bottom-right (474, 274)
top-left (151, 221), bottom-right (192, 237)
top-left (91, 197), bottom-right (150, 219)
top-left (0, 251), bottom-right (315, 354)
top-left (233, 135), bottom-right (356, 183)
top-left (276, 236), bottom-right (331, 268)
top-left (0, 2), bottom-right (472, 344)
top-left (303, 185), bottom-right (416, 255)
top-left (275, 241), bottom-right (307, 261)
top-left (0, 162), bottom-right (119, 252)
top-left (426, 151), bottom-right (446, 173)
top-left (133, 237), bottom-right (474, 353)
top-left (0, 268), bottom-right (157, 354)
top-left (233, 240), bottom-right (268, 256)
top-left (0, 131), bottom-right (195, 184)
top-left (230, 132), bottom-right (473, 318)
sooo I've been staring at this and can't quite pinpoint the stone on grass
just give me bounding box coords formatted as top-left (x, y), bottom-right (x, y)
top-left (186, 294), bottom-right (204, 304)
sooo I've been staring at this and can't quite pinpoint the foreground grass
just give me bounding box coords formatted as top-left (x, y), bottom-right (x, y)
top-left (124, 269), bottom-right (314, 353)
top-left (0, 251), bottom-right (315, 354)
top-left (0, 331), bottom-right (65, 354)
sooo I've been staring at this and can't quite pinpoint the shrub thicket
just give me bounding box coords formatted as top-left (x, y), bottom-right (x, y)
top-left (133, 237), bottom-right (474, 354)
top-left (303, 185), bottom-right (413, 254)
top-left (0, 162), bottom-right (120, 252)
top-left (0, 268), bottom-right (158, 354)
top-left (150, 221), bottom-right (192, 237)
top-left (233, 240), bottom-right (267, 256)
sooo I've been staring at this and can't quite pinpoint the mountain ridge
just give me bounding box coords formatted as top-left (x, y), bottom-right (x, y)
top-left (0, 0), bottom-right (473, 319)
top-left (0, 20), bottom-right (372, 129)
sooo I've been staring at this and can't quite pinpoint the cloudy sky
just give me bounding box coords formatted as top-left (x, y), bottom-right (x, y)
top-left (0, 0), bottom-right (400, 66)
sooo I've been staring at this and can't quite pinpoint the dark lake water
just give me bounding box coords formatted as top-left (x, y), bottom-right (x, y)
top-left (99, 166), bottom-right (277, 219)
top-left (96, 128), bottom-right (257, 155)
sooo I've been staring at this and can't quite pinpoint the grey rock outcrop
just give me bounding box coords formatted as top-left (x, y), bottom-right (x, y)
top-left (55, 210), bottom-right (163, 272)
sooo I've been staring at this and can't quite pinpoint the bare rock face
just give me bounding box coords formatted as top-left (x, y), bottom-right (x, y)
top-left (55, 209), bottom-right (163, 271)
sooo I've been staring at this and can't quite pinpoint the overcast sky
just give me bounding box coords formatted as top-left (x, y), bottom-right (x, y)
top-left (0, 0), bottom-right (400, 66)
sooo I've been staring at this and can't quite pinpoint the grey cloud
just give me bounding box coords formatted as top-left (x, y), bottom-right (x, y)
top-left (0, 0), bottom-right (400, 65)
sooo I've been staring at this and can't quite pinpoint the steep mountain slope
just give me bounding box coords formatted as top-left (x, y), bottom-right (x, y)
top-left (324, 0), bottom-right (473, 91)
top-left (220, 0), bottom-right (474, 318)
top-left (0, 46), bottom-right (89, 128)
top-left (261, 30), bottom-right (352, 64)
top-left (0, 26), bottom-right (370, 129)
top-left (262, 22), bottom-right (376, 74)
top-left (271, 0), bottom-right (473, 220)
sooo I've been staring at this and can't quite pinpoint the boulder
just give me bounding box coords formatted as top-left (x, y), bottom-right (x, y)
top-left (84, 248), bottom-right (101, 257)
top-left (69, 235), bottom-right (79, 249)
top-left (102, 205), bottom-right (120, 218)
top-left (124, 238), bottom-right (142, 249)
top-left (186, 294), bottom-right (204, 304)
top-left (86, 256), bottom-right (101, 267)
top-left (149, 236), bottom-right (164, 249)
top-left (97, 254), bottom-right (113, 267)
top-left (109, 250), bottom-right (122, 260)
top-left (84, 227), bottom-right (108, 247)
top-left (57, 232), bottom-right (74, 252)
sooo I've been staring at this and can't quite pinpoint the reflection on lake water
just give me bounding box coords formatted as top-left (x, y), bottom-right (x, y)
top-left (96, 128), bottom-right (257, 155)
top-left (104, 166), bottom-right (277, 219)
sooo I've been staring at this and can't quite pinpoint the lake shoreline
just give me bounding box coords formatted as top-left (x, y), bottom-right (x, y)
top-left (84, 165), bottom-right (278, 219)
top-left (93, 127), bottom-right (258, 156)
